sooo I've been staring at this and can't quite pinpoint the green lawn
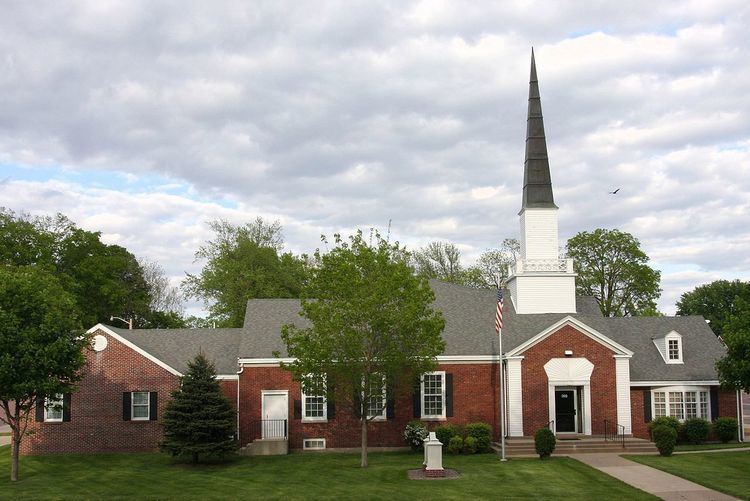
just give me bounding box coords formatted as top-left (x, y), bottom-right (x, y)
top-left (0, 446), bottom-right (655, 500)
top-left (674, 442), bottom-right (749, 452)
top-left (626, 450), bottom-right (750, 501)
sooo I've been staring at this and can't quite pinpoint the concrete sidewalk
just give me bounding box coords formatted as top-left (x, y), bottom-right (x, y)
top-left (571, 453), bottom-right (738, 501)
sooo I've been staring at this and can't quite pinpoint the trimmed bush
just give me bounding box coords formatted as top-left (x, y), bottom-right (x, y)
top-left (652, 424), bottom-right (677, 456)
top-left (448, 436), bottom-right (464, 454)
top-left (534, 428), bottom-right (556, 459)
top-left (463, 436), bottom-right (478, 454)
top-left (713, 417), bottom-right (738, 443)
top-left (434, 424), bottom-right (460, 447)
top-left (403, 420), bottom-right (428, 451)
top-left (682, 418), bottom-right (709, 445)
top-left (648, 416), bottom-right (680, 437)
top-left (464, 422), bottom-right (493, 453)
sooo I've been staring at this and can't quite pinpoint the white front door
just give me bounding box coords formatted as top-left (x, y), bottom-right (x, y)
top-left (261, 391), bottom-right (288, 439)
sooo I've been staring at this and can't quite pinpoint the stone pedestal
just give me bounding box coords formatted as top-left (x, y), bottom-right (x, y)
top-left (422, 431), bottom-right (445, 477)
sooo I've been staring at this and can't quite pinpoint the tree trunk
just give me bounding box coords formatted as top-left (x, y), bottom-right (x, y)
top-left (11, 429), bottom-right (20, 482)
top-left (360, 417), bottom-right (368, 468)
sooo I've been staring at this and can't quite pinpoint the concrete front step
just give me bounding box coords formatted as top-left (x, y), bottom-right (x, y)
top-left (493, 438), bottom-right (658, 456)
top-left (239, 438), bottom-right (289, 456)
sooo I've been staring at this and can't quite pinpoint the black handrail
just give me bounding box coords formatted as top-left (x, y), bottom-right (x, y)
top-left (251, 419), bottom-right (288, 440)
top-left (604, 419), bottom-right (625, 448)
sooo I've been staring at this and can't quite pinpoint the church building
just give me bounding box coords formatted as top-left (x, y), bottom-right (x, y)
top-left (21, 53), bottom-right (743, 455)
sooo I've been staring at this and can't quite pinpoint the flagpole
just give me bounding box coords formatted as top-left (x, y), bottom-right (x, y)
top-left (496, 284), bottom-right (507, 462)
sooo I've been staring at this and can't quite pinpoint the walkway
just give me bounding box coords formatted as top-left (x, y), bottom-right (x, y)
top-left (571, 453), bottom-right (738, 501)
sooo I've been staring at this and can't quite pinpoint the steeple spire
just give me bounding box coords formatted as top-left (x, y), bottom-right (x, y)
top-left (522, 48), bottom-right (557, 210)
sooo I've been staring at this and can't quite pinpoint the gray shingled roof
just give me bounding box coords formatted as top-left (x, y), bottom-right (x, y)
top-left (106, 280), bottom-right (724, 382)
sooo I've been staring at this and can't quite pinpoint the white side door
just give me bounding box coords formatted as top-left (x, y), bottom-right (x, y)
top-left (261, 391), bottom-right (288, 439)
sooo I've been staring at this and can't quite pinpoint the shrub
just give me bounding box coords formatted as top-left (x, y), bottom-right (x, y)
top-left (682, 418), bottom-right (709, 445)
top-left (464, 422), bottom-right (493, 453)
top-left (652, 424), bottom-right (677, 456)
top-left (713, 417), bottom-right (738, 443)
top-left (648, 416), bottom-right (680, 437)
top-left (448, 436), bottom-right (464, 454)
top-left (403, 420), bottom-right (428, 451)
top-left (434, 424), bottom-right (460, 447)
top-left (534, 428), bottom-right (556, 459)
top-left (463, 436), bottom-right (478, 454)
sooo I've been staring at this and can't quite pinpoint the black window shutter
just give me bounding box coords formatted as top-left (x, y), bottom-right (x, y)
top-left (293, 399), bottom-right (302, 420)
top-left (643, 390), bottom-right (652, 422)
top-left (412, 382), bottom-right (421, 418)
top-left (353, 390), bottom-right (362, 419)
top-left (327, 400), bottom-right (335, 419)
top-left (710, 387), bottom-right (719, 421)
top-left (62, 393), bottom-right (72, 422)
top-left (35, 398), bottom-right (45, 422)
top-left (122, 392), bottom-right (131, 421)
top-left (445, 373), bottom-right (454, 418)
top-left (386, 387), bottom-right (395, 420)
top-left (149, 392), bottom-right (158, 421)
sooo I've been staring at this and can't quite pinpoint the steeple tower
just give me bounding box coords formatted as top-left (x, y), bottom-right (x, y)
top-left (507, 50), bottom-right (577, 314)
top-left (522, 48), bottom-right (557, 210)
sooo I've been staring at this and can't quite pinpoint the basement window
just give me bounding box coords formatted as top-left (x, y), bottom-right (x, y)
top-left (303, 438), bottom-right (326, 450)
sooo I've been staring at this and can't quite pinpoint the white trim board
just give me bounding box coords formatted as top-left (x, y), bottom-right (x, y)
top-left (88, 324), bottom-right (182, 376)
top-left (630, 380), bottom-right (720, 386)
top-left (506, 316), bottom-right (634, 357)
top-left (238, 355), bottom-right (501, 366)
top-left (216, 375), bottom-right (239, 381)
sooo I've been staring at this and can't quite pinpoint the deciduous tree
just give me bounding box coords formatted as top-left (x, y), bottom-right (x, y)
top-left (465, 238), bottom-right (520, 288)
top-left (183, 218), bottom-right (309, 327)
top-left (715, 298), bottom-right (750, 393)
top-left (281, 231), bottom-right (445, 467)
top-left (566, 228), bottom-right (661, 317)
top-left (0, 266), bottom-right (88, 481)
top-left (676, 280), bottom-right (750, 337)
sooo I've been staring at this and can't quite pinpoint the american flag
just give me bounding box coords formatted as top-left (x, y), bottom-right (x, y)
top-left (495, 289), bottom-right (504, 334)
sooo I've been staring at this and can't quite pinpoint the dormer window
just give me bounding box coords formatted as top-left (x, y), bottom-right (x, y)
top-left (668, 339), bottom-right (679, 360)
top-left (653, 331), bottom-right (683, 364)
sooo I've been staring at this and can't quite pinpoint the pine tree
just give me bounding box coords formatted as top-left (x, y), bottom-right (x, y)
top-left (160, 353), bottom-right (236, 463)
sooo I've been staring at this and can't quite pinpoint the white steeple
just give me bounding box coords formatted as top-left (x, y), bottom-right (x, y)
top-left (506, 50), bottom-right (577, 314)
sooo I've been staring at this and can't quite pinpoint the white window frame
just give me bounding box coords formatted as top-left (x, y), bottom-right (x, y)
top-left (651, 385), bottom-right (710, 421)
top-left (421, 371), bottom-right (446, 420)
top-left (301, 377), bottom-right (327, 423)
top-left (366, 374), bottom-right (387, 421)
top-left (131, 391), bottom-right (150, 421)
top-left (44, 394), bottom-right (64, 423)
top-left (303, 438), bottom-right (326, 450)
top-left (664, 332), bottom-right (683, 364)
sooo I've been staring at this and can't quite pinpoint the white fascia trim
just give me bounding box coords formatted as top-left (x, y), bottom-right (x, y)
top-left (216, 375), bottom-right (239, 381)
top-left (613, 354), bottom-right (633, 359)
top-left (630, 380), bottom-right (720, 386)
top-left (506, 316), bottom-right (634, 357)
top-left (88, 324), bottom-right (182, 376)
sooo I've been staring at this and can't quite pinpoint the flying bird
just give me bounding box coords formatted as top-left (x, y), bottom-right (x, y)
top-left (608, 188), bottom-right (620, 194)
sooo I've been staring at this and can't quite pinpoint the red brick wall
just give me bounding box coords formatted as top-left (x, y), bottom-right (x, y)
top-left (21, 328), bottom-right (180, 455)
top-left (520, 324), bottom-right (617, 435)
top-left (239, 362), bottom-right (500, 449)
top-left (630, 387), bottom-right (649, 439)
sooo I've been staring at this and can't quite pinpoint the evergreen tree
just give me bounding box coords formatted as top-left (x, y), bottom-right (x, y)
top-left (160, 353), bottom-right (236, 463)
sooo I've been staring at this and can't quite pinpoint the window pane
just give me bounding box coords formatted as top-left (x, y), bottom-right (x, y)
top-left (133, 392), bottom-right (149, 405)
top-left (653, 392), bottom-right (666, 417)
top-left (669, 392), bottom-right (684, 420)
top-left (132, 404), bottom-right (149, 419)
top-left (367, 376), bottom-right (385, 417)
top-left (422, 373), bottom-right (444, 416)
top-left (699, 391), bottom-right (709, 419)
top-left (668, 339), bottom-right (679, 360)
top-left (685, 392), bottom-right (697, 419)
top-left (305, 396), bottom-right (325, 418)
top-left (45, 395), bottom-right (63, 421)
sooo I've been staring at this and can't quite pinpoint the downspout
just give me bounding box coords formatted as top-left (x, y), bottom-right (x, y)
top-left (237, 361), bottom-right (244, 444)
top-left (737, 390), bottom-right (744, 442)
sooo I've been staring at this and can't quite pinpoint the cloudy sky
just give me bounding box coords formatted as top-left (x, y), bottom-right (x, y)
top-left (2, 1), bottom-right (749, 316)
